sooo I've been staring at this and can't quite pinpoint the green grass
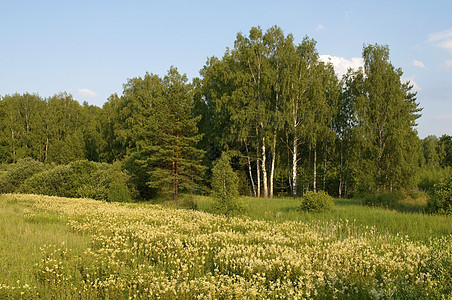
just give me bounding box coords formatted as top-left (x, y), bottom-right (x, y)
top-left (193, 194), bottom-right (452, 242)
top-left (0, 195), bottom-right (90, 287)
top-left (0, 193), bottom-right (451, 298)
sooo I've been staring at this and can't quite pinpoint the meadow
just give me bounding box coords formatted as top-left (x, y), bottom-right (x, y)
top-left (0, 193), bottom-right (451, 299)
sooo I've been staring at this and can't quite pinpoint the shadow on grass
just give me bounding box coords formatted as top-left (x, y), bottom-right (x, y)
top-left (393, 203), bottom-right (426, 213)
top-left (334, 198), bottom-right (361, 207)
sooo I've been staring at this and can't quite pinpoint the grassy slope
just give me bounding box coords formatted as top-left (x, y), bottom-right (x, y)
top-left (194, 195), bottom-right (452, 242)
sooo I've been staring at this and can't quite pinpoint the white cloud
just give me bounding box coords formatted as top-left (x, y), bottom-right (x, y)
top-left (316, 24), bottom-right (326, 31)
top-left (428, 28), bottom-right (452, 53)
top-left (319, 55), bottom-right (363, 78)
top-left (412, 59), bottom-right (425, 68)
top-left (435, 114), bottom-right (452, 120)
top-left (428, 29), bottom-right (452, 42)
top-left (403, 76), bottom-right (422, 92)
top-left (438, 39), bottom-right (452, 53)
top-left (77, 88), bottom-right (97, 98)
top-left (443, 60), bottom-right (452, 70)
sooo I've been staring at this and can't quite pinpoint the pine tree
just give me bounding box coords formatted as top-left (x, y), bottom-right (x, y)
top-left (143, 67), bottom-right (205, 201)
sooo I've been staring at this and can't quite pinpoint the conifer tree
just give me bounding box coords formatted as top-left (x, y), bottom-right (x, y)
top-left (143, 67), bottom-right (205, 201)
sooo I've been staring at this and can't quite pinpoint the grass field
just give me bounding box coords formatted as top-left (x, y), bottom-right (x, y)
top-left (1, 193), bottom-right (451, 299)
top-left (194, 195), bottom-right (452, 242)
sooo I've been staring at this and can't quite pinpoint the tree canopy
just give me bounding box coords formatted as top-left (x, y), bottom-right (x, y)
top-left (0, 25), bottom-right (433, 199)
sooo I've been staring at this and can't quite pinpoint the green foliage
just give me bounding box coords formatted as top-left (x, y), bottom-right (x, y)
top-left (211, 153), bottom-right (244, 216)
top-left (428, 173), bottom-right (452, 214)
top-left (0, 27), bottom-right (439, 199)
top-left (361, 191), bottom-right (403, 209)
top-left (122, 152), bottom-right (157, 200)
top-left (299, 190), bottom-right (335, 212)
top-left (418, 166), bottom-right (451, 192)
top-left (351, 44), bottom-right (422, 193)
top-left (142, 67), bottom-right (205, 200)
top-left (76, 167), bottom-right (112, 200)
top-left (439, 134), bottom-right (452, 167)
top-left (19, 165), bottom-right (74, 197)
top-left (0, 158), bottom-right (46, 193)
top-left (19, 160), bottom-right (134, 201)
top-left (107, 170), bottom-right (132, 202)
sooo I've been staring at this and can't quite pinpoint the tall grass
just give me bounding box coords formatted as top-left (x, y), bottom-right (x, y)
top-left (1, 193), bottom-right (450, 299)
top-left (0, 195), bottom-right (90, 287)
top-left (193, 195), bottom-right (452, 242)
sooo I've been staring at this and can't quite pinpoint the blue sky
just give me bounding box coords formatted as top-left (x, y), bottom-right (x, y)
top-left (1, 0), bottom-right (451, 138)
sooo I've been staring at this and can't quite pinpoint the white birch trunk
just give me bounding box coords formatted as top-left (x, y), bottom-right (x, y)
top-left (245, 144), bottom-right (257, 197)
top-left (256, 138), bottom-right (261, 198)
top-left (262, 136), bottom-right (268, 198)
top-left (323, 143), bottom-right (327, 191)
top-left (292, 135), bottom-right (298, 197)
top-left (270, 133), bottom-right (276, 198)
top-left (313, 146), bottom-right (317, 192)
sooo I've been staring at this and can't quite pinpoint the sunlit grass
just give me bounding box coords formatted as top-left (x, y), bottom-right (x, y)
top-left (193, 194), bottom-right (452, 241)
top-left (0, 195), bottom-right (90, 287)
top-left (1, 193), bottom-right (451, 298)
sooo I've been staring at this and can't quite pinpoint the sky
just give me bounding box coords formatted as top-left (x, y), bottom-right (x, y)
top-left (1, 0), bottom-right (451, 138)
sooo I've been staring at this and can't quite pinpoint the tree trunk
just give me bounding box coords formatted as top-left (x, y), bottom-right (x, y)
top-left (313, 145), bottom-right (317, 192)
top-left (11, 128), bottom-right (16, 163)
top-left (245, 143), bottom-right (257, 197)
top-left (262, 136), bottom-right (268, 198)
top-left (256, 128), bottom-right (261, 198)
top-left (292, 95), bottom-right (299, 197)
top-left (173, 161), bottom-right (178, 201)
top-left (292, 134), bottom-right (298, 196)
top-left (270, 133), bottom-right (276, 198)
top-left (339, 146), bottom-right (343, 198)
top-left (45, 136), bottom-right (49, 162)
top-left (323, 143), bottom-right (328, 191)
top-left (287, 132), bottom-right (292, 194)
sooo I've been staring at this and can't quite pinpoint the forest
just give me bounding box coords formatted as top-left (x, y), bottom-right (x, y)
top-left (1, 26), bottom-right (451, 212)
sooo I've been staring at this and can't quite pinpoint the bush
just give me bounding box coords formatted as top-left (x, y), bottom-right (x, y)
top-left (418, 166), bottom-right (451, 192)
top-left (211, 153), bottom-right (244, 216)
top-left (427, 174), bottom-right (452, 214)
top-left (299, 190), bottom-right (335, 213)
top-left (107, 169), bottom-right (132, 202)
top-left (19, 165), bottom-right (74, 197)
top-left (19, 160), bottom-right (135, 201)
top-left (76, 167), bottom-right (112, 200)
top-left (362, 191), bottom-right (402, 208)
top-left (0, 158), bottom-right (46, 193)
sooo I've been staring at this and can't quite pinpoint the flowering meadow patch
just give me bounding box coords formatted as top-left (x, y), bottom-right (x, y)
top-left (1, 194), bottom-right (451, 299)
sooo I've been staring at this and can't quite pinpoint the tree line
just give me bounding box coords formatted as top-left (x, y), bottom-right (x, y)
top-left (0, 26), bottom-right (449, 201)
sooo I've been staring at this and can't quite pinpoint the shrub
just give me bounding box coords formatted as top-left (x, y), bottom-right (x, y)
top-left (418, 166), bottom-right (451, 192)
top-left (0, 158), bottom-right (46, 193)
top-left (299, 190), bottom-right (335, 213)
top-left (19, 160), bottom-right (136, 202)
top-left (427, 174), bottom-right (452, 214)
top-left (362, 191), bottom-right (402, 208)
top-left (211, 153), bottom-right (244, 216)
top-left (19, 165), bottom-right (74, 197)
top-left (107, 170), bottom-right (132, 202)
top-left (76, 167), bottom-right (112, 200)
